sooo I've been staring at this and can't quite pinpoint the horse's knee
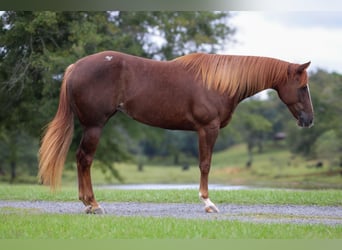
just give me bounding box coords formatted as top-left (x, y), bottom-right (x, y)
top-left (199, 162), bottom-right (211, 174)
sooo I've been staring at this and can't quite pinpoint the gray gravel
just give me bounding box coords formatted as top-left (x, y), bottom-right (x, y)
top-left (1, 201), bottom-right (341, 225)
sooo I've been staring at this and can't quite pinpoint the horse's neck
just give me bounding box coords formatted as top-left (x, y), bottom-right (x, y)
top-left (236, 79), bottom-right (274, 102)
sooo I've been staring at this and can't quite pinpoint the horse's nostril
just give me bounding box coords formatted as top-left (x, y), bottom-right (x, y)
top-left (308, 118), bottom-right (314, 128)
top-left (297, 111), bottom-right (314, 128)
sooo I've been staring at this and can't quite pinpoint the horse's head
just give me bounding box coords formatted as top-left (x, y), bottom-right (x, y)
top-left (275, 62), bottom-right (314, 128)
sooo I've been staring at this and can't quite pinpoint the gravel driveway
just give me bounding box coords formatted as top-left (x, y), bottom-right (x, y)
top-left (1, 201), bottom-right (341, 226)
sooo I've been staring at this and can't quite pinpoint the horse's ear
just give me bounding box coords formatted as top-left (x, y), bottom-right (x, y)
top-left (297, 61), bottom-right (311, 73)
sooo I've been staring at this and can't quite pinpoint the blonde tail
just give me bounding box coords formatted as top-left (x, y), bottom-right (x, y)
top-left (38, 64), bottom-right (75, 190)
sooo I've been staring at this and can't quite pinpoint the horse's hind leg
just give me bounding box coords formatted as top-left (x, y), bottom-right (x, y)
top-left (76, 126), bottom-right (104, 214)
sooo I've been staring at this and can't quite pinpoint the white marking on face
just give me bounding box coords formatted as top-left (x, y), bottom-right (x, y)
top-left (105, 56), bottom-right (113, 61)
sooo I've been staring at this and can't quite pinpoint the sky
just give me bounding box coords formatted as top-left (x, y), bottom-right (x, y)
top-left (222, 11), bottom-right (342, 74)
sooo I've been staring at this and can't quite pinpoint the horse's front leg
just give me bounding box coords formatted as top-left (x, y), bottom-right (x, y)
top-left (197, 122), bottom-right (220, 213)
top-left (76, 127), bottom-right (104, 214)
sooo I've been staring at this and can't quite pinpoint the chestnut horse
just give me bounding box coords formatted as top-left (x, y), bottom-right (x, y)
top-left (38, 51), bottom-right (314, 214)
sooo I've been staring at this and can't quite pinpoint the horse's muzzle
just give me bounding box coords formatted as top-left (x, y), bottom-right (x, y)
top-left (297, 111), bottom-right (314, 128)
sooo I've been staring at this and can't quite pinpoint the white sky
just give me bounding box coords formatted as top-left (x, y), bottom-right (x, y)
top-left (222, 12), bottom-right (342, 74)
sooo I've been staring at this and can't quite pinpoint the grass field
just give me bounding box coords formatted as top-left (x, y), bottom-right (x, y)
top-left (2, 143), bottom-right (341, 189)
top-left (0, 184), bottom-right (341, 239)
top-left (56, 143), bottom-right (342, 189)
top-left (1, 213), bottom-right (341, 239)
top-left (1, 144), bottom-right (341, 239)
top-left (0, 184), bottom-right (341, 206)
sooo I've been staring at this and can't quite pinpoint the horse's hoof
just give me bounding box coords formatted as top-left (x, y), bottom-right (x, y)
top-left (199, 194), bottom-right (220, 213)
top-left (205, 204), bottom-right (219, 213)
top-left (84, 205), bottom-right (105, 214)
top-left (84, 205), bottom-right (92, 214)
top-left (93, 206), bottom-right (105, 214)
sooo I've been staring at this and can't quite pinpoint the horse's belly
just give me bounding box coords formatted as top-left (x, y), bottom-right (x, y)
top-left (119, 100), bottom-right (196, 130)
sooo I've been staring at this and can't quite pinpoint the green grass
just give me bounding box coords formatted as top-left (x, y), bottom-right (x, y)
top-left (1, 184), bottom-right (341, 239)
top-left (2, 143), bottom-right (341, 189)
top-left (58, 143), bottom-right (342, 189)
top-left (1, 212), bottom-right (341, 239)
top-left (1, 144), bottom-right (341, 239)
top-left (211, 144), bottom-right (342, 189)
top-left (0, 184), bottom-right (341, 206)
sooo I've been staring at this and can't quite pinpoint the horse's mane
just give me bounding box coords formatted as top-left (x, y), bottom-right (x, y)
top-left (174, 53), bottom-right (290, 98)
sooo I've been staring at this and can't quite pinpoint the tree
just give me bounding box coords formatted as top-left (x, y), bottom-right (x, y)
top-left (112, 12), bottom-right (234, 60)
top-left (228, 99), bottom-right (272, 167)
top-left (314, 130), bottom-right (340, 167)
top-left (0, 11), bottom-right (235, 182)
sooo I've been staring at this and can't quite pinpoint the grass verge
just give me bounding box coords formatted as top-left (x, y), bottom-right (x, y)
top-left (0, 184), bottom-right (341, 206)
top-left (1, 212), bottom-right (341, 239)
top-left (1, 184), bottom-right (341, 239)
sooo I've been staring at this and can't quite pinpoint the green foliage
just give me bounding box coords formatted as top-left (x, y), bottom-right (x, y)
top-left (0, 11), bottom-right (234, 182)
top-left (0, 131), bottom-right (38, 182)
top-left (314, 130), bottom-right (341, 166)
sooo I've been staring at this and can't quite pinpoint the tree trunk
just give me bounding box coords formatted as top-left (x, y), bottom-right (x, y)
top-left (10, 160), bottom-right (16, 183)
top-left (246, 142), bottom-right (253, 168)
top-left (9, 134), bottom-right (18, 183)
top-left (173, 153), bottom-right (179, 165)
